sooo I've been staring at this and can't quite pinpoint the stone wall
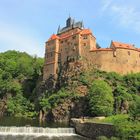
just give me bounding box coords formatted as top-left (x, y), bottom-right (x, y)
top-left (72, 121), bottom-right (115, 139)
top-left (89, 48), bottom-right (140, 75)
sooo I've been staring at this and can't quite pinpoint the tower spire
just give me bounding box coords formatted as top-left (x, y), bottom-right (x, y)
top-left (57, 25), bottom-right (61, 34)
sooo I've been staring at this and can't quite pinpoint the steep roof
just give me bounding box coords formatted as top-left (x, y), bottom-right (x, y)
top-left (48, 34), bottom-right (59, 41)
top-left (111, 41), bottom-right (135, 49)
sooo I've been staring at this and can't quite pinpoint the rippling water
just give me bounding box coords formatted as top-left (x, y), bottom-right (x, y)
top-left (0, 135), bottom-right (89, 140)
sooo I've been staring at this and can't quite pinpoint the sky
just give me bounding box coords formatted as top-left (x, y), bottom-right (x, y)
top-left (0, 0), bottom-right (140, 57)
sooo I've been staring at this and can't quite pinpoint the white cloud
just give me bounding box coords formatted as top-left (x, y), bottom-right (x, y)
top-left (101, 0), bottom-right (112, 11)
top-left (0, 23), bottom-right (44, 57)
top-left (101, 0), bottom-right (140, 33)
top-left (111, 5), bottom-right (140, 32)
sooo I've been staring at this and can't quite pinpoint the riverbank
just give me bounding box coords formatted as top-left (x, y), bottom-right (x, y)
top-left (71, 118), bottom-right (115, 139)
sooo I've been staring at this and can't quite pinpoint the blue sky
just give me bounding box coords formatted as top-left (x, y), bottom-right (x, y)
top-left (0, 0), bottom-right (140, 57)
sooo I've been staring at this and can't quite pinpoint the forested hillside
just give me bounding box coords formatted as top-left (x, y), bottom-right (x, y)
top-left (0, 50), bottom-right (44, 117)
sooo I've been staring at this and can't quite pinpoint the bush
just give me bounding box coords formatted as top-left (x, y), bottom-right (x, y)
top-left (88, 80), bottom-right (114, 116)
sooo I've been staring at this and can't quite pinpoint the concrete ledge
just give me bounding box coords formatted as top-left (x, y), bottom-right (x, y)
top-left (71, 119), bottom-right (115, 139)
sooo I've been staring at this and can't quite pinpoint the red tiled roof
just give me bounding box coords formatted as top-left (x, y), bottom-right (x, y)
top-left (48, 34), bottom-right (59, 41)
top-left (112, 41), bottom-right (135, 49)
top-left (80, 29), bottom-right (92, 35)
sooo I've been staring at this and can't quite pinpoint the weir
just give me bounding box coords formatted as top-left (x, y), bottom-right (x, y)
top-left (0, 127), bottom-right (76, 136)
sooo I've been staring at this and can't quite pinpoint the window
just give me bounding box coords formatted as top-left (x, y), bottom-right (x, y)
top-left (83, 43), bottom-right (86, 46)
top-left (83, 35), bottom-right (87, 39)
top-left (72, 36), bottom-right (76, 39)
top-left (61, 41), bottom-right (63, 44)
top-left (50, 52), bottom-right (53, 57)
top-left (128, 51), bottom-right (130, 55)
top-left (113, 51), bottom-right (116, 57)
top-left (73, 46), bottom-right (76, 51)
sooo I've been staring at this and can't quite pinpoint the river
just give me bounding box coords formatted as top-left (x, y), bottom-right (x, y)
top-left (0, 117), bottom-right (89, 140)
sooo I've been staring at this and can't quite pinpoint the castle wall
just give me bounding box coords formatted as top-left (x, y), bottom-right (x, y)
top-left (89, 49), bottom-right (140, 74)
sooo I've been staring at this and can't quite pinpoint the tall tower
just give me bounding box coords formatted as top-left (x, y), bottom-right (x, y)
top-left (43, 34), bottom-right (60, 81)
top-left (66, 17), bottom-right (73, 27)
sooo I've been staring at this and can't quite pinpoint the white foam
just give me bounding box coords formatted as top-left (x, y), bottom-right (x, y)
top-left (0, 127), bottom-right (76, 137)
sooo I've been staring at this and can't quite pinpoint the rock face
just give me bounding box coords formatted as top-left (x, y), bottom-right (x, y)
top-left (0, 94), bottom-right (11, 117)
top-left (45, 97), bottom-right (89, 122)
top-left (0, 100), bottom-right (6, 117)
top-left (37, 60), bottom-right (90, 122)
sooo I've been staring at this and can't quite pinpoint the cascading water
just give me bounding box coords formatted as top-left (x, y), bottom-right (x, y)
top-left (0, 126), bottom-right (89, 140)
top-left (0, 127), bottom-right (76, 136)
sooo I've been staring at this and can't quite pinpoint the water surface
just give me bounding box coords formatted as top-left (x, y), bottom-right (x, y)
top-left (0, 117), bottom-right (91, 140)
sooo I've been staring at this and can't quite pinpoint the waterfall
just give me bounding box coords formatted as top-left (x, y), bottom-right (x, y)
top-left (0, 127), bottom-right (76, 136)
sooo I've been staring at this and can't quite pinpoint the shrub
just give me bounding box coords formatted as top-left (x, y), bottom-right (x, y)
top-left (88, 80), bottom-right (114, 116)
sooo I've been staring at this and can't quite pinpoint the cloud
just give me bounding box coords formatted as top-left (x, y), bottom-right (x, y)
top-left (110, 5), bottom-right (140, 32)
top-left (101, 0), bottom-right (140, 33)
top-left (0, 23), bottom-right (44, 57)
top-left (101, 0), bottom-right (112, 11)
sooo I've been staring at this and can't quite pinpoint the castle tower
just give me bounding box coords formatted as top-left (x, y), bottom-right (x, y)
top-left (43, 34), bottom-right (60, 80)
top-left (43, 17), bottom-right (97, 81)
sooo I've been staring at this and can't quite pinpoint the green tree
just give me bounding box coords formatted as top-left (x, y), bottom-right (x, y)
top-left (88, 80), bottom-right (114, 116)
top-left (129, 95), bottom-right (140, 120)
top-left (114, 85), bottom-right (132, 114)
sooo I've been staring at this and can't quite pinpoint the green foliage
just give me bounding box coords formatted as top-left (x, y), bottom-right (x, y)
top-left (114, 85), bottom-right (133, 114)
top-left (0, 50), bottom-right (43, 118)
top-left (102, 114), bottom-right (129, 124)
top-left (123, 73), bottom-right (140, 94)
top-left (102, 115), bottom-right (140, 140)
top-left (129, 94), bottom-right (140, 120)
top-left (88, 80), bottom-right (114, 116)
top-left (110, 137), bottom-right (120, 140)
top-left (97, 136), bottom-right (108, 140)
top-left (7, 93), bottom-right (37, 118)
top-left (39, 89), bottom-right (70, 112)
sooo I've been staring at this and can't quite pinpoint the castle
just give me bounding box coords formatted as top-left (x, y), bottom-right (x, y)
top-left (43, 17), bottom-right (140, 80)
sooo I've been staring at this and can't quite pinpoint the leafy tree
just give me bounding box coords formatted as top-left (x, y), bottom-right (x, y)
top-left (88, 80), bottom-right (114, 116)
top-left (0, 50), bottom-right (43, 117)
top-left (129, 95), bottom-right (140, 120)
top-left (114, 85), bottom-right (133, 114)
top-left (7, 93), bottom-right (37, 117)
top-left (123, 73), bottom-right (140, 95)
